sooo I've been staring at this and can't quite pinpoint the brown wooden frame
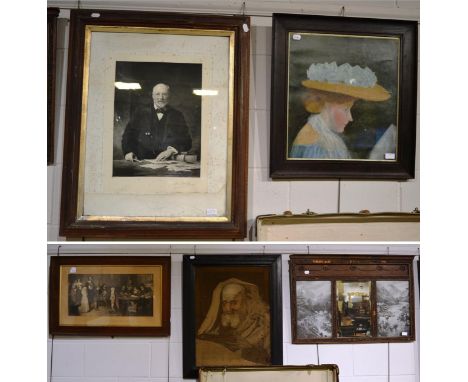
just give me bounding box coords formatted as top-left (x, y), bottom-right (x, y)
top-left (47, 8), bottom-right (59, 165)
top-left (270, 14), bottom-right (418, 179)
top-left (60, 9), bottom-right (250, 239)
top-left (49, 256), bottom-right (171, 336)
top-left (289, 255), bottom-right (416, 344)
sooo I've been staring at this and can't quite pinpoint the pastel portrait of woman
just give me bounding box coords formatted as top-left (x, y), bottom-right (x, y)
top-left (289, 62), bottom-right (395, 160)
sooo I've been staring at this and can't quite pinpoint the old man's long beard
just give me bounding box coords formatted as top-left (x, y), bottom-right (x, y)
top-left (221, 312), bottom-right (241, 329)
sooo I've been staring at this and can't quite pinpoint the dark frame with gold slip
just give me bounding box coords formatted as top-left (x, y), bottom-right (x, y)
top-left (60, 9), bottom-right (250, 239)
top-left (270, 14), bottom-right (418, 179)
top-left (289, 255), bottom-right (415, 343)
top-left (49, 256), bottom-right (171, 336)
top-left (183, 255), bottom-right (283, 379)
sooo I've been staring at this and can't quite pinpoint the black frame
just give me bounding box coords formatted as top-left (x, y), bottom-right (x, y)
top-left (183, 255), bottom-right (283, 378)
top-left (270, 14), bottom-right (418, 179)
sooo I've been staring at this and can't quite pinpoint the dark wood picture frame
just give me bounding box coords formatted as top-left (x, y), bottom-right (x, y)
top-left (270, 14), bottom-right (418, 179)
top-left (49, 256), bottom-right (171, 336)
top-left (60, 9), bottom-right (250, 239)
top-left (47, 8), bottom-right (59, 165)
top-left (289, 255), bottom-right (416, 344)
top-left (183, 255), bottom-right (283, 379)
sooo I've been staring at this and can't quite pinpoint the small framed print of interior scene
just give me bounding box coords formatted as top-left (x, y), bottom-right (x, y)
top-left (49, 256), bottom-right (171, 336)
top-left (270, 14), bottom-right (418, 179)
top-left (289, 255), bottom-right (416, 344)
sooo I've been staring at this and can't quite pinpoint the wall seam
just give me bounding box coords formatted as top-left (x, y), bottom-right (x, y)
top-left (388, 342), bottom-right (391, 382)
top-left (49, 336), bottom-right (54, 382)
top-left (337, 180), bottom-right (341, 213)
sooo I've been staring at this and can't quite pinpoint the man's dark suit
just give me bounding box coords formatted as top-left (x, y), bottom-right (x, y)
top-left (122, 105), bottom-right (192, 160)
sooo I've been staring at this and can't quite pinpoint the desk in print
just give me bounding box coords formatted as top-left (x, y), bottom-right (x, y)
top-left (113, 159), bottom-right (200, 177)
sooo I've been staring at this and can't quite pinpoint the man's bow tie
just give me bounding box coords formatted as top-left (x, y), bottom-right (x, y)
top-left (155, 108), bottom-right (166, 114)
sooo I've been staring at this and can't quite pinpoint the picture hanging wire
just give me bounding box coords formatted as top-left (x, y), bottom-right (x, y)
top-left (263, 245), bottom-right (266, 255)
top-left (240, 1), bottom-right (249, 32)
top-left (386, 246), bottom-right (390, 255)
top-left (56, 244), bottom-right (62, 257)
top-left (340, 6), bottom-right (345, 17)
top-left (307, 245), bottom-right (310, 255)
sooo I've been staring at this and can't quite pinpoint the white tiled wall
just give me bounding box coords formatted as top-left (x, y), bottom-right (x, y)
top-left (47, 248), bottom-right (420, 382)
top-left (47, 3), bottom-right (420, 241)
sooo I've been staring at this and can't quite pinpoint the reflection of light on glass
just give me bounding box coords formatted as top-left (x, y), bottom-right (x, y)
top-left (193, 89), bottom-right (219, 96)
top-left (115, 82), bottom-right (142, 90)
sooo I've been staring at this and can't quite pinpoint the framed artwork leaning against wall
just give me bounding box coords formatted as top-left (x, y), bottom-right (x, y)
top-left (59, 9), bottom-right (250, 239)
top-left (49, 256), bottom-right (171, 336)
top-left (182, 255), bottom-right (283, 379)
top-left (270, 14), bottom-right (418, 179)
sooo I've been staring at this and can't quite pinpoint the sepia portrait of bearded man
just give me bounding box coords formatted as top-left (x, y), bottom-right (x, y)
top-left (195, 278), bottom-right (271, 366)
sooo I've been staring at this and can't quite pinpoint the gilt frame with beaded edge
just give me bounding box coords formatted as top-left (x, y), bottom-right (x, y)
top-left (289, 255), bottom-right (416, 344)
top-left (59, 9), bottom-right (249, 239)
top-left (49, 256), bottom-right (171, 336)
top-left (270, 14), bottom-right (417, 179)
top-left (183, 255), bottom-right (283, 379)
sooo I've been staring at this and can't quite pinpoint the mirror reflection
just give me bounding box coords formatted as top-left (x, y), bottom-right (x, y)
top-left (336, 281), bottom-right (371, 337)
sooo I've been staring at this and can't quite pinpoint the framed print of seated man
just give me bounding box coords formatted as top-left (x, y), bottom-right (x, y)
top-left (196, 278), bottom-right (271, 366)
top-left (122, 83), bottom-right (194, 162)
top-left (289, 62), bottom-right (396, 160)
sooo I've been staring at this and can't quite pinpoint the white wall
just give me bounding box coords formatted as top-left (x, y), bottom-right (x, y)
top-left (47, 243), bottom-right (420, 382)
top-left (46, 0), bottom-right (420, 241)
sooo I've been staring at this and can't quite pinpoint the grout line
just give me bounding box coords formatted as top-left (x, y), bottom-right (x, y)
top-left (167, 335), bottom-right (170, 381)
top-left (337, 180), bottom-right (341, 213)
top-left (49, 336), bottom-right (54, 382)
top-left (388, 342), bottom-right (391, 382)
